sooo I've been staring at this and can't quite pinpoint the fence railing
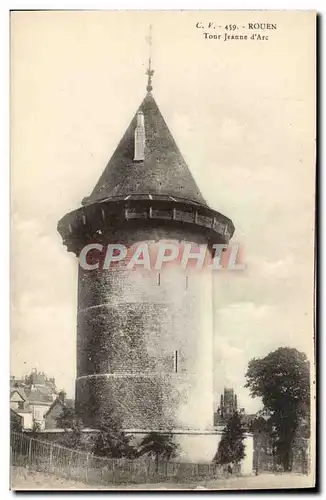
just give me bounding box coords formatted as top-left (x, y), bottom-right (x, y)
top-left (10, 431), bottom-right (233, 485)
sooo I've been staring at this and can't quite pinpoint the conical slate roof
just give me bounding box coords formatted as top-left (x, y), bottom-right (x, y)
top-left (83, 92), bottom-right (207, 206)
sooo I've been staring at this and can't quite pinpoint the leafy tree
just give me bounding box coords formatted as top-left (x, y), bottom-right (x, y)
top-left (245, 347), bottom-right (310, 471)
top-left (57, 419), bottom-right (86, 451)
top-left (93, 429), bottom-right (136, 459)
top-left (56, 405), bottom-right (75, 430)
top-left (249, 411), bottom-right (276, 473)
top-left (55, 406), bottom-right (86, 451)
top-left (138, 432), bottom-right (178, 472)
top-left (92, 412), bottom-right (136, 459)
top-left (10, 412), bottom-right (23, 433)
top-left (249, 410), bottom-right (276, 447)
top-left (214, 412), bottom-right (246, 466)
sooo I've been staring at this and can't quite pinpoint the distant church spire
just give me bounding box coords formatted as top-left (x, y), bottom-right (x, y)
top-left (145, 24), bottom-right (154, 93)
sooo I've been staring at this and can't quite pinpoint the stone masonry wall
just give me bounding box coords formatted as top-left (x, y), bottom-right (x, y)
top-left (76, 226), bottom-right (214, 433)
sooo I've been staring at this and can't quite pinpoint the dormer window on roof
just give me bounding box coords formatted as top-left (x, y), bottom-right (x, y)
top-left (134, 111), bottom-right (145, 161)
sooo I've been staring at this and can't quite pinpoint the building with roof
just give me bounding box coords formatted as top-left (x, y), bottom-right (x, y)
top-left (10, 387), bottom-right (33, 430)
top-left (10, 369), bottom-right (59, 430)
top-left (56, 43), bottom-right (251, 466)
top-left (24, 386), bottom-right (55, 429)
top-left (214, 388), bottom-right (256, 430)
top-left (44, 391), bottom-right (75, 430)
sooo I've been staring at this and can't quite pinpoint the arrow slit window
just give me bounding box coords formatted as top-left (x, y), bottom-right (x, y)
top-left (174, 350), bottom-right (178, 373)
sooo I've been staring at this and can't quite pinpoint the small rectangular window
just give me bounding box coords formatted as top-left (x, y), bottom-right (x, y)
top-left (174, 350), bottom-right (178, 373)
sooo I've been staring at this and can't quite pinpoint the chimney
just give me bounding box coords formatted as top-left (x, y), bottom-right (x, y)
top-left (134, 111), bottom-right (145, 161)
top-left (58, 391), bottom-right (66, 403)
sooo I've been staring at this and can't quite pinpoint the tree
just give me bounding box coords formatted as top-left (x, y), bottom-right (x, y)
top-left (245, 347), bottom-right (310, 472)
top-left (92, 413), bottom-right (136, 459)
top-left (249, 411), bottom-right (276, 473)
top-left (10, 411), bottom-right (23, 433)
top-left (138, 432), bottom-right (178, 472)
top-left (93, 429), bottom-right (136, 459)
top-left (55, 406), bottom-right (86, 451)
top-left (214, 412), bottom-right (246, 466)
top-left (56, 405), bottom-right (75, 430)
top-left (57, 419), bottom-right (86, 451)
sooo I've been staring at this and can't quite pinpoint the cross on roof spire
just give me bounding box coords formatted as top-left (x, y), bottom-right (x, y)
top-left (145, 24), bottom-right (154, 93)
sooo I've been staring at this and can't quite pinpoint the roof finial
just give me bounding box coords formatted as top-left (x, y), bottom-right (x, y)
top-left (145, 24), bottom-right (154, 93)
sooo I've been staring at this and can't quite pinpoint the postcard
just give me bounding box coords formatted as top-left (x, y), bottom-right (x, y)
top-left (10, 10), bottom-right (316, 491)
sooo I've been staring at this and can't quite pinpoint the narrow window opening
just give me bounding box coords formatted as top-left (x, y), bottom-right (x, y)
top-left (174, 350), bottom-right (178, 373)
top-left (157, 273), bottom-right (160, 286)
top-left (185, 276), bottom-right (188, 290)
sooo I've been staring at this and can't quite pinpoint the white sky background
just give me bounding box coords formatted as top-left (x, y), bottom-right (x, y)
top-left (10, 11), bottom-right (315, 413)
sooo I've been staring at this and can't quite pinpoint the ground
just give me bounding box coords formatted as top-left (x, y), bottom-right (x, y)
top-left (10, 467), bottom-right (315, 491)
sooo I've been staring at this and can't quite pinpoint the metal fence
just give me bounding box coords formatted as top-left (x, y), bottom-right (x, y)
top-left (10, 432), bottom-right (232, 485)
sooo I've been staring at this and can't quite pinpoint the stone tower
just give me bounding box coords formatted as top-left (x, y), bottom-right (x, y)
top-left (57, 62), bottom-right (235, 462)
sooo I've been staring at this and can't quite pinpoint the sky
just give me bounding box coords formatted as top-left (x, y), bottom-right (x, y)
top-left (10, 11), bottom-right (315, 413)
